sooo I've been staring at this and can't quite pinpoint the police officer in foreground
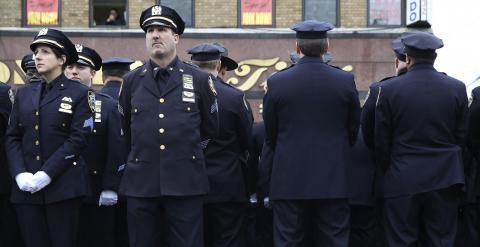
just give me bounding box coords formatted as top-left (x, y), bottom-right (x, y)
top-left (100, 57), bottom-right (134, 100)
top-left (187, 43), bottom-right (253, 247)
top-left (64, 44), bottom-right (125, 247)
top-left (375, 32), bottom-right (468, 247)
top-left (20, 54), bottom-right (42, 84)
top-left (118, 5), bottom-right (219, 247)
top-left (263, 20), bottom-right (360, 247)
top-left (6, 28), bottom-right (93, 247)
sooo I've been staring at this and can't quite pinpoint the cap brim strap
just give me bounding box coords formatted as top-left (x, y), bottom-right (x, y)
top-left (78, 55), bottom-right (95, 68)
top-left (32, 39), bottom-right (64, 49)
top-left (142, 16), bottom-right (177, 29)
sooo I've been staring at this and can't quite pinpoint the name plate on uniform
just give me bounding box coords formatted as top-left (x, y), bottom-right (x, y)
top-left (59, 96), bottom-right (73, 114)
top-left (182, 74), bottom-right (195, 103)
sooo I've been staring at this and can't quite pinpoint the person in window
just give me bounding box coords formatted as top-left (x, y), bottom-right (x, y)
top-left (104, 8), bottom-right (125, 26)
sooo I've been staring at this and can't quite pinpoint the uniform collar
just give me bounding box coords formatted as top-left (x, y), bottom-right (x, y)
top-left (297, 56), bottom-right (325, 65)
top-left (150, 56), bottom-right (180, 78)
top-left (408, 63), bottom-right (436, 72)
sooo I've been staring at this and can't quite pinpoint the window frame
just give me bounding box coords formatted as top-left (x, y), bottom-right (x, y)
top-left (302, 0), bottom-right (340, 26)
top-left (367, 0), bottom-right (406, 27)
top-left (89, 0), bottom-right (129, 28)
top-left (237, 0), bottom-right (276, 28)
top-left (22, 0), bottom-right (62, 27)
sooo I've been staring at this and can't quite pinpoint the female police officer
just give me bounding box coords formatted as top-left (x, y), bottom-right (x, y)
top-left (6, 28), bottom-right (93, 247)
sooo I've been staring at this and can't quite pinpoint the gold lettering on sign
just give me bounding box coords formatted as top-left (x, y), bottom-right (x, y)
top-left (227, 58), bottom-right (288, 92)
top-left (0, 62), bottom-right (11, 83)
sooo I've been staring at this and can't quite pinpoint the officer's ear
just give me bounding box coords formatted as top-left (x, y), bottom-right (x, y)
top-left (295, 41), bottom-right (301, 55)
top-left (90, 68), bottom-right (96, 78)
top-left (405, 55), bottom-right (413, 67)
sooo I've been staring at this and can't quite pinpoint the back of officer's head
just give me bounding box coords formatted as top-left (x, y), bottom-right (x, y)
top-left (102, 57), bottom-right (134, 80)
top-left (291, 20), bottom-right (334, 57)
top-left (401, 32), bottom-right (443, 66)
top-left (187, 44), bottom-right (223, 74)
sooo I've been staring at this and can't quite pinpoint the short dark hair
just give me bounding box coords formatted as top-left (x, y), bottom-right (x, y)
top-left (191, 60), bottom-right (220, 71)
top-left (408, 52), bottom-right (437, 65)
top-left (297, 38), bottom-right (328, 57)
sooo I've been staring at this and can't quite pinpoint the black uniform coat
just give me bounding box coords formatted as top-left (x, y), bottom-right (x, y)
top-left (0, 84), bottom-right (12, 195)
top-left (348, 129), bottom-right (375, 206)
top-left (6, 74), bottom-right (92, 204)
top-left (118, 57), bottom-right (219, 197)
top-left (82, 92), bottom-right (124, 203)
top-left (247, 122), bottom-right (265, 197)
top-left (100, 80), bottom-right (122, 101)
top-left (263, 56), bottom-right (360, 200)
top-left (375, 63), bottom-right (468, 198)
top-left (204, 78), bottom-right (252, 203)
top-left (467, 86), bottom-right (480, 198)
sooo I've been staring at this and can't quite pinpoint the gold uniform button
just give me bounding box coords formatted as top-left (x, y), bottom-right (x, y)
top-left (159, 98), bottom-right (165, 103)
top-left (159, 113), bottom-right (164, 118)
top-left (93, 129), bottom-right (97, 133)
top-left (134, 109), bottom-right (138, 113)
top-left (93, 171), bottom-right (97, 174)
top-left (62, 123), bottom-right (66, 127)
top-left (187, 107), bottom-right (191, 111)
top-left (73, 161), bottom-right (77, 166)
top-left (35, 140), bottom-right (39, 146)
top-left (34, 125), bottom-right (39, 130)
top-left (36, 156), bottom-right (40, 161)
top-left (192, 156), bottom-right (196, 160)
top-left (159, 128), bottom-right (165, 134)
top-left (35, 111), bottom-right (39, 116)
top-left (160, 145), bottom-right (165, 150)
top-left (135, 158), bottom-right (139, 162)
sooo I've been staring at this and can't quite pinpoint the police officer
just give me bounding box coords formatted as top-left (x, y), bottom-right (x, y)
top-left (0, 83), bottom-right (24, 247)
top-left (187, 43), bottom-right (253, 247)
top-left (100, 57), bottom-right (134, 100)
top-left (118, 5), bottom-right (219, 247)
top-left (262, 20), bottom-right (360, 247)
top-left (361, 36), bottom-right (408, 150)
top-left (64, 44), bottom-right (125, 247)
top-left (6, 28), bottom-right (93, 247)
top-left (375, 32), bottom-right (467, 247)
top-left (20, 54), bottom-right (42, 84)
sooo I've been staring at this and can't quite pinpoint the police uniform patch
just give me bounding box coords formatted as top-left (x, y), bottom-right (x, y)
top-left (8, 89), bottom-right (14, 104)
top-left (94, 100), bottom-right (102, 122)
top-left (208, 76), bottom-right (218, 96)
top-left (375, 87), bottom-right (382, 107)
top-left (182, 74), bottom-right (195, 103)
top-left (469, 92), bottom-right (474, 108)
top-left (59, 96), bottom-right (73, 114)
top-left (87, 91), bottom-right (96, 113)
top-left (118, 103), bottom-right (124, 116)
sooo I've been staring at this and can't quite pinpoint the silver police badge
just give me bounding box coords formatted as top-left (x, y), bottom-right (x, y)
top-left (152, 6), bottom-right (162, 16)
top-left (75, 44), bottom-right (83, 53)
top-left (8, 89), bottom-right (14, 104)
top-left (87, 91), bottom-right (96, 113)
top-left (38, 28), bottom-right (48, 36)
top-left (208, 76), bottom-right (218, 96)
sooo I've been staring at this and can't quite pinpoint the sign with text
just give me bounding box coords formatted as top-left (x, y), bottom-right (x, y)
top-left (25, 0), bottom-right (59, 26)
top-left (241, 0), bottom-right (273, 26)
top-left (406, 0), bottom-right (432, 27)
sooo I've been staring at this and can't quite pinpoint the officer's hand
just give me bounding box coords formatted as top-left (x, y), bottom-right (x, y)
top-left (264, 197), bottom-right (272, 209)
top-left (15, 172), bottom-right (35, 192)
top-left (29, 171), bottom-right (52, 194)
top-left (99, 190), bottom-right (118, 206)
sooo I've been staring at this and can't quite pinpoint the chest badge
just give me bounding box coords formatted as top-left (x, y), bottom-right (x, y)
top-left (59, 96), bottom-right (73, 114)
top-left (182, 74), bottom-right (195, 103)
top-left (94, 100), bottom-right (102, 123)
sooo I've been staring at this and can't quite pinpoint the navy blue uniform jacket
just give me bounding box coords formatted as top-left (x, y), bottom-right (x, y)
top-left (375, 63), bottom-right (467, 198)
top-left (204, 78), bottom-right (252, 203)
top-left (6, 74), bottom-right (92, 204)
top-left (263, 56), bottom-right (360, 200)
top-left (118, 57), bottom-right (219, 197)
top-left (83, 92), bottom-right (125, 203)
top-left (0, 83), bottom-right (12, 195)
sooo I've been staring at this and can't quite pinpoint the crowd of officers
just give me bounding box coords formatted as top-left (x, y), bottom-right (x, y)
top-left (0, 3), bottom-right (479, 247)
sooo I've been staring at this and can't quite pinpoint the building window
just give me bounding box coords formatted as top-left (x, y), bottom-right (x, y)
top-left (303, 0), bottom-right (338, 26)
top-left (161, 0), bottom-right (194, 27)
top-left (90, 0), bottom-right (127, 27)
top-left (368, 0), bottom-right (403, 26)
top-left (23, 0), bottom-right (61, 27)
top-left (239, 0), bottom-right (274, 27)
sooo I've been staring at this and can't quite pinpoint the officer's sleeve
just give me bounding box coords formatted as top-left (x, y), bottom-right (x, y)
top-left (347, 79), bottom-right (361, 146)
top-left (5, 88), bottom-right (25, 177)
top-left (374, 86), bottom-right (392, 172)
top-left (361, 84), bottom-right (380, 149)
top-left (468, 88), bottom-right (480, 159)
top-left (0, 86), bottom-right (12, 152)
top-left (263, 79), bottom-right (277, 149)
top-left (41, 89), bottom-right (93, 178)
top-left (257, 141), bottom-right (274, 198)
top-left (455, 83), bottom-right (468, 147)
top-left (118, 73), bottom-right (132, 153)
top-left (236, 94), bottom-right (253, 150)
top-left (246, 124), bottom-right (261, 196)
top-left (102, 100), bottom-right (126, 191)
top-left (198, 75), bottom-right (219, 140)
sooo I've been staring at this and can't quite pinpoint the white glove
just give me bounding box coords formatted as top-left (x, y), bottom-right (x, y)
top-left (15, 172), bottom-right (35, 192)
top-left (264, 197), bottom-right (271, 209)
top-left (30, 171), bottom-right (52, 194)
top-left (99, 190), bottom-right (118, 206)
